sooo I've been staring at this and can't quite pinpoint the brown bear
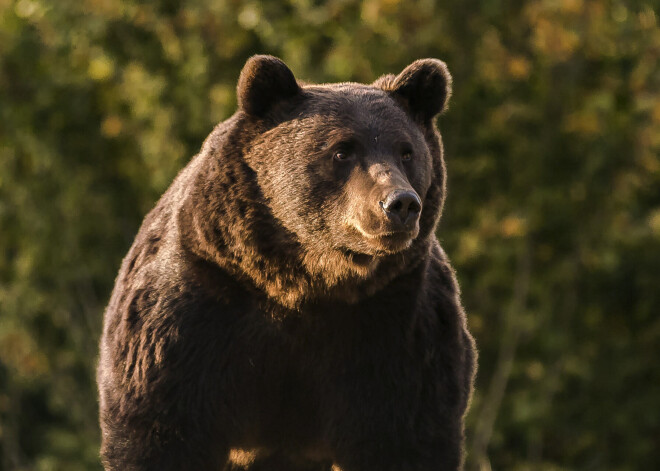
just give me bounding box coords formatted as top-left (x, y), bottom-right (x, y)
top-left (97, 55), bottom-right (476, 471)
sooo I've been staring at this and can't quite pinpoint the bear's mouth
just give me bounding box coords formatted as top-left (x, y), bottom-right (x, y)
top-left (349, 222), bottom-right (418, 250)
top-left (362, 231), bottom-right (416, 254)
top-left (375, 231), bottom-right (415, 251)
top-left (339, 232), bottom-right (412, 265)
top-left (337, 224), bottom-right (417, 268)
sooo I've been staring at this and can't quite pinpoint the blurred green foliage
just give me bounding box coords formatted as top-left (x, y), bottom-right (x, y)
top-left (0, 0), bottom-right (659, 469)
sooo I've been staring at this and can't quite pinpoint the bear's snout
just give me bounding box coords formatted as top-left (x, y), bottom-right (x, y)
top-left (379, 189), bottom-right (422, 231)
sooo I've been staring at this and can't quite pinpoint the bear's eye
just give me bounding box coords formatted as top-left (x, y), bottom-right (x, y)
top-left (400, 143), bottom-right (414, 162)
top-left (333, 151), bottom-right (350, 162)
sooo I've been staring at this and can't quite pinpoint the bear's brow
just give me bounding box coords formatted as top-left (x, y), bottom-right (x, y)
top-left (304, 85), bottom-right (394, 108)
top-left (303, 91), bottom-right (409, 123)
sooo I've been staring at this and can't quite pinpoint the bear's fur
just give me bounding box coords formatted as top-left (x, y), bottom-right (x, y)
top-left (97, 55), bottom-right (476, 471)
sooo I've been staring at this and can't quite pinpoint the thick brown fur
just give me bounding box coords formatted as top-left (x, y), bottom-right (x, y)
top-left (98, 55), bottom-right (476, 471)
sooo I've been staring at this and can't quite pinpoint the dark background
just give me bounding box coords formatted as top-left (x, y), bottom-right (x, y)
top-left (1, 0), bottom-right (659, 469)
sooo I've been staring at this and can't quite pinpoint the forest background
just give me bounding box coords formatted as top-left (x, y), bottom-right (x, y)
top-left (1, 0), bottom-right (659, 469)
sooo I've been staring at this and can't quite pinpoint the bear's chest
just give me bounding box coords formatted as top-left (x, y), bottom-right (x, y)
top-left (222, 298), bottom-right (430, 449)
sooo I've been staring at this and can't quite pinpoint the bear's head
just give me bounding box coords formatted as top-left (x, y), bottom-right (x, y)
top-left (189, 55), bottom-right (452, 309)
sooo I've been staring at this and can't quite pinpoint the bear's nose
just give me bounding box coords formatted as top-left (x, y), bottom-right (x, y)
top-left (380, 190), bottom-right (422, 230)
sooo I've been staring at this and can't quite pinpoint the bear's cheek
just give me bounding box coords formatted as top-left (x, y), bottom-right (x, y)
top-left (262, 175), bottom-right (338, 246)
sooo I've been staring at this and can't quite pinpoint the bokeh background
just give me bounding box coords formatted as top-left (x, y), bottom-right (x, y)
top-left (1, 0), bottom-right (659, 469)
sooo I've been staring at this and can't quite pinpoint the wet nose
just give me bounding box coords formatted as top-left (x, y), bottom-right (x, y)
top-left (380, 190), bottom-right (422, 229)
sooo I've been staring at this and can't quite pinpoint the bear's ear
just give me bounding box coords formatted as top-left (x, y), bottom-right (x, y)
top-left (237, 55), bottom-right (301, 117)
top-left (375, 59), bottom-right (452, 123)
